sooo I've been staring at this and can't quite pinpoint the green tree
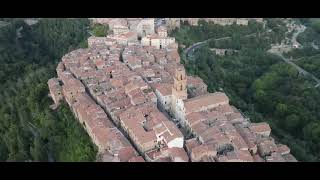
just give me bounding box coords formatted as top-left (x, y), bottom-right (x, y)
top-left (92, 24), bottom-right (109, 37)
top-left (0, 18), bottom-right (97, 162)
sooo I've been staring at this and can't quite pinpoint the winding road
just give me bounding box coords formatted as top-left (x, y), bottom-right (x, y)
top-left (184, 32), bottom-right (257, 58)
top-left (183, 20), bottom-right (320, 88)
top-left (276, 52), bottom-right (320, 87)
top-left (268, 23), bottom-right (320, 88)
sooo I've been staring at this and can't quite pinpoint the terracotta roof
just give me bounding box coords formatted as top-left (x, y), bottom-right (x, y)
top-left (191, 144), bottom-right (217, 162)
top-left (155, 157), bottom-right (172, 162)
top-left (253, 154), bottom-right (265, 162)
top-left (119, 31), bottom-right (137, 39)
top-left (199, 126), bottom-right (221, 143)
top-left (185, 138), bottom-right (201, 154)
top-left (148, 33), bottom-right (160, 39)
top-left (210, 132), bottom-right (230, 146)
top-left (226, 150), bottom-right (254, 162)
top-left (205, 110), bottom-right (227, 122)
top-left (166, 50), bottom-right (180, 62)
top-left (118, 146), bottom-right (137, 162)
top-left (191, 122), bottom-right (208, 135)
top-left (215, 104), bottom-right (234, 115)
top-left (128, 156), bottom-right (145, 162)
top-left (168, 147), bottom-right (189, 162)
top-left (98, 151), bottom-right (120, 162)
top-left (216, 155), bottom-right (229, 162)
top-left (258, 139), bottom-right (278, 157)
top-left (282, 153), bottom-right (298, 162)
top-left (226, 112), bottom-right (244, 122)
top-left (95, 59), bottom-right (106, 69)
top-left (161, 120), bottom-right (183, 143)
top-left (187, 76), bottom-right (206, 87)
top-left (277, 144), bottom-right (290, 155)
top-left (184, 92), bottom-right (229, 114)
top-left (154, 83), bottom-right (172, 96)
top-left (125, 82), bottom-right (139, 94)
top-left (249, 122), bottom-right (271, 136)
top-left (266, 152), bottom-right (285, 162)
top-left (186, 112), bottom-right (207, 127)
top-left (226, 131), bottom-right (248, 151)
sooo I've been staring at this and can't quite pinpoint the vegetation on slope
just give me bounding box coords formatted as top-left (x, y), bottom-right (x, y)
top-left (284, 18), bottom-right (320, 79)
top-left (171, 18), bottom-right (320, 161)
top-left (0, 18), bottom-right (97, 161)
top-left (91, 23), bottom-right (109, 37)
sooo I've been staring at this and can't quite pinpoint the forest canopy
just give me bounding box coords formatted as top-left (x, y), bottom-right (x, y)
top-left (171, 19), bottom-right (320, 161)
top-left (0, 18), bottom-right (97, 162)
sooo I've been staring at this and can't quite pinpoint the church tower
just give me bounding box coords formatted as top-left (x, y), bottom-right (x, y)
top-left (171, 65), bottom-right (187, 117)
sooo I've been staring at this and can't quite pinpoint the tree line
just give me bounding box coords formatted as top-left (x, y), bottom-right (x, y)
top-left (0, 18), bottom-right (97, 161)
top-left (171, 18), bottom-right (320, 161)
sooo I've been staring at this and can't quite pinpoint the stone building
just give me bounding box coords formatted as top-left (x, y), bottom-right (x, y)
top-left (48, 78), bottom-right (63, 107)
top-left (165, 18), bottom-right (181, 32)
top-left (107, 31), bottom-right (138, 46)
top-left (108, 18), bottom-right (129, 35)
top-left (153, 83), bottom-right (173, 112)
top-left (171, 65), bottom-right (188, 119)
top-left (88, 36), bottom-right (116, 48)
top-left (136, 18), bottom-right (155, 38)
top-left (156, 25), bottom-right (168, 38)
top-left (142, 34), bottom-right (176, 49)
top-left (181, 18), bottom-right (200, 26)
top-left (186, 76), bottom-right (207, 98)
top-left (49, 18), bottom-right (296, 162)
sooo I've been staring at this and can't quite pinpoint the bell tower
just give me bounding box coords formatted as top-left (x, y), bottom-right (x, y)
top-left (171, 65), bottom-right (187, 116)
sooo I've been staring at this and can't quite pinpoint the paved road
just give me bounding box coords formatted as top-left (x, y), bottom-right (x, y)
top-left (183, 21), bottom-right (320, 88)
top-left (292, 53), bottom-right (320, 62)
top-left (268, 22), bottom-right (320, 88)
top-left (184, 33), bottom-right (256, 58)
top-left (312, 42), bottom-right (319, 50)
top-left (291, 24), bottom-right (306, 47)
top-left (276, 52), bottom-right (320, 83)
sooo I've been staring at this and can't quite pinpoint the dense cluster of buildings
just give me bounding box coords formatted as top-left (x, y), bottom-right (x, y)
top-left (164, 18), bottom-right (264, 31)
top-left (88, 18), bottom-right (178, 49)
top-left (48, 18), bottom-right (296, 162)
top-left (89, 18), bottom-right (264, 33)
top-left (179, 18), bottom-right (264, 26)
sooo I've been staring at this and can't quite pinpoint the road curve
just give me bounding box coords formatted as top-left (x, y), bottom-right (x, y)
top-left (268, 23), bottom-right (320, 88)
top-left (184, 33), bottom-right (256, 58)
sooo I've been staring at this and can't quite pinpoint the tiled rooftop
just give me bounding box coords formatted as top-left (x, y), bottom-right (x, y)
top-left (48, 18), bottom-right (296, 162)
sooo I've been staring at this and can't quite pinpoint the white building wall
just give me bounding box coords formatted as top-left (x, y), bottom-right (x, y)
top-left (136, 19), bottom-right (155, 37)
top-left (151, 39), bottom-right (160, 49)
top-left (172, 98), bottom-right (186, 123)
top-left (167, 137), bottom-right (184, 148)
top-left (155, 90), bottom-right (172, 111)
top-left (141, 37), bottom-right (151, 46)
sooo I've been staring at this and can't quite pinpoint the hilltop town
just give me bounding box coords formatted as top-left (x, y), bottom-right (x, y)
top-left (48, 18), bottom-right (297, 162)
